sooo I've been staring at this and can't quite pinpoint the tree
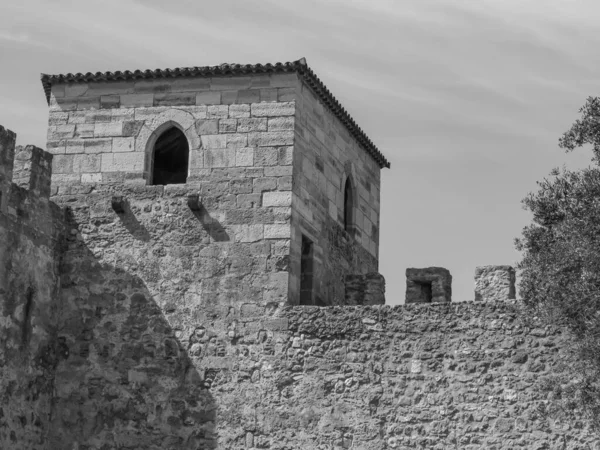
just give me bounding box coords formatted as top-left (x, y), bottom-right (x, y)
top-left (516, 96), bottom-right (600, 427)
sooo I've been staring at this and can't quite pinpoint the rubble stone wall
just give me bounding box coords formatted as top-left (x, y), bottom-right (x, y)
top-left (289, 78), bottom-right (381, 305)
top-left (206, 301), bottom-right (599, 449)
top-left (0, 127), bottom-right (66, 449)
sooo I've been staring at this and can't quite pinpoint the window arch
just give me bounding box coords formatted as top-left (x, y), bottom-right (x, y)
top-left (344, 176), bottom-right (354, 233)
top-left (151, 126), bottom-right (189, 185)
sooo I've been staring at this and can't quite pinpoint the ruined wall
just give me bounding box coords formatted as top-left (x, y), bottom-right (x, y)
top-left (0, 127), bottom-right (66, 448)
top-left (289, 78), bottom-right (381, 306)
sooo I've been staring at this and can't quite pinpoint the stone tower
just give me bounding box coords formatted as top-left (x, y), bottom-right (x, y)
top-left (43, 58), bottom-right (390, 309)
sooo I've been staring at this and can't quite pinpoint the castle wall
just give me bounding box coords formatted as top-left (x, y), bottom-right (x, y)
top-left (289, 79), bottom-right (381, 305)
top-left (0, 128), bottom-right (66, 448)
top-left (200, 301), bottom-right (598, 449)
top-left (1, 129), bottom-right (598, 447)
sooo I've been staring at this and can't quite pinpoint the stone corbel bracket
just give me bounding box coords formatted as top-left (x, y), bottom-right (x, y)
top-left (187, 194), bottom-right (202, 212)
top-left (111, 196), bottom-right (126, 214)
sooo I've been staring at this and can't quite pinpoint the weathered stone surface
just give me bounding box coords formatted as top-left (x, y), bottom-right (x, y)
top-left (345, 272), bottom-right (385, 305)
top-left (406, 267), bottom-right (452, 303)
top-left (475, 265), bottom-right (516, 301)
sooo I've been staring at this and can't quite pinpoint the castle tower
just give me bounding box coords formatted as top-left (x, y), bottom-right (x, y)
top-left (42, 58), bottom-right (390, 309)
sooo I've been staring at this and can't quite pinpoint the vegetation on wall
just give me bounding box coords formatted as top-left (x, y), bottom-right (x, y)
top-left (516, 96), bottom-right (600, 429)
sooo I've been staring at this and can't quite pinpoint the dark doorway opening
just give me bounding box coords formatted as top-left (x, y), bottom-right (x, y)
top-left (416, 281), bottom-right (433, 303)
top-left (151, 127), bottom-right (189, 185)
top-left (300, 235), bottom-right (314, 306)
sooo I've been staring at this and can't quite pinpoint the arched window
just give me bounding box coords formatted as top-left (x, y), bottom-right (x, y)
top-left (344, 177), bottom-right (354, 233)
top-left (151, 127), bottom-right (189, 185)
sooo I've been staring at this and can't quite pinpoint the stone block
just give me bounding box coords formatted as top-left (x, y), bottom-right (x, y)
top-left (94, 122), bottom-right (123, 137)
top-left (205, 148), bottom-right (235, 168)
top-left (221, 90), bottom-right (238, 104)
top-left (230, 178), bottom-right (253, 194)
top-left (219, 119), bottom-right (237, 133)
top-left (85, 138), bottom-right (112, 154)
top-left (237, 193), bottom-right (261, 208)
top-left (264, 223), bottom-right (291, 239)
top-left (113, 137), bottom-right (134, 153)
top-left (211, 76), bottom-right (252, 90)
top-left (248, 131), bottom-right (294, 147)
top-left (474, 265), bottom-right (516, 301)
top-left (46, 140), bottom-right (66, 155)
top-left (122, 121), bottom-right (144, 137)
top-left (226, 134), bottom-right (248, 149)
top-left (277, 176), bottom-right (292, 191)
top-left (263, 191), bottom-right (292, 207)
top-left (229, 104), bottom-right (251, 118)
top-left (87, 81), bottom-right (135, 96)
top-left (264, 166), bottom-right (293, 177)
top-left (101, 152), bottom-right (144, 172)
top-left (201, 135), bottom-right (227, 149)
top-left (74, 123), bottom-right (95, 138)
top-left (235, 148), bottom-right (254, 167)
top-left (254, 147), bottom-right (278, 166)
top-left (278, 146), bottom-right (293, 165)
top-left (207, 105), bottom-right (229, 119)
top-left (253, 177), bottom-right (277, 193)
top-left (260, 88), bottom-right (278, 102)
top-left (64, 83), bottom-right (88, 97)
top-left (237, 118), bottom-right (267, 133)
top-left (154, 93), bottom-right (196, 106)
top-left (48, 124), bottom-right (76, 140)
top-left (81, 173), bottom-right (102, 183)
top-left (251, 102), bottom-right (295, 117)
top-left (77, 97), bottom-right (100, 110)
top-left (405, 267), bottom-right (452, 303)
top-left (278, 87), bottom-right (296, 101)
top-left (237, 89), bottom-right (261, 104)
top-left (51, 154), bottom-right (74, 174)
top-left (73, 154), bottom-right (101, 173)
top-left (196, 119), bottom-right (219, 135)
top-left (100, 95), bottom-right (120, 109)
top-left (120, 93), bottom-right (154, 108)
top-left (169, 77), bottom-right (211, 92)
top-left (270, 73), bottom-right (299, 88)
top-left (196, 91), bottom-right (221, 105)
top-left (65, 140), bottom-right (85, 154)
top-left (235, 224), bottom-right (264, 243)
top-left (268, 117), bottom-right (295, 131)
top-left (49, 112), bottom-right (69, 125)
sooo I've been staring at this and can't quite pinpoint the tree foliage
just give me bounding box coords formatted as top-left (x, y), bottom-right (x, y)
top-left (516, 96), bottom-right (600, 426)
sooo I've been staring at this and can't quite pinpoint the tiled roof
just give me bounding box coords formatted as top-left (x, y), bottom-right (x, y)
top-left (40, 58), bottom-right (390, 169)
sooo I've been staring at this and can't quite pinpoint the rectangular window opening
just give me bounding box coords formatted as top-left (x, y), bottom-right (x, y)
top-left (416, 281), bottom-right (433, 303)
top-left (300, 235), bottom-right (314, 306)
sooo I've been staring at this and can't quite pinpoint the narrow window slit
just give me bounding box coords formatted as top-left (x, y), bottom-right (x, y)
top-left (300, 235), bottom-right (314, 306)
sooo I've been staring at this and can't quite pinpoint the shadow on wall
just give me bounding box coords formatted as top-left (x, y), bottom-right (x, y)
top-left (48, 208), bottom-right (218, 449)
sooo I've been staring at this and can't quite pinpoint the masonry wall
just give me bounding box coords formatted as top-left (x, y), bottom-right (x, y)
top-left (289, 79), bottom-right (381, 305)
top-left (46, 73), bottom-right (301, 309)
top-left (204, 301), bottom-right (599, 449)
top-left (0, 128), bottom-right (66, 448)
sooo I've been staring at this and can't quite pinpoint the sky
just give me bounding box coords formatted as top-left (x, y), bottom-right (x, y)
top-left (1, 0), bottom-right (599, 304)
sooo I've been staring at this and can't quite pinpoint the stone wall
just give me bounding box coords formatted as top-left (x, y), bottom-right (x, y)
top-left (289, 78), bottom-right (381, 305)
top-left (204, 301), bottom-right (599, 449)
top-left (0, 127), bottom-right (66, 448)
top-left (47, 74), bottom-right (301, 309)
